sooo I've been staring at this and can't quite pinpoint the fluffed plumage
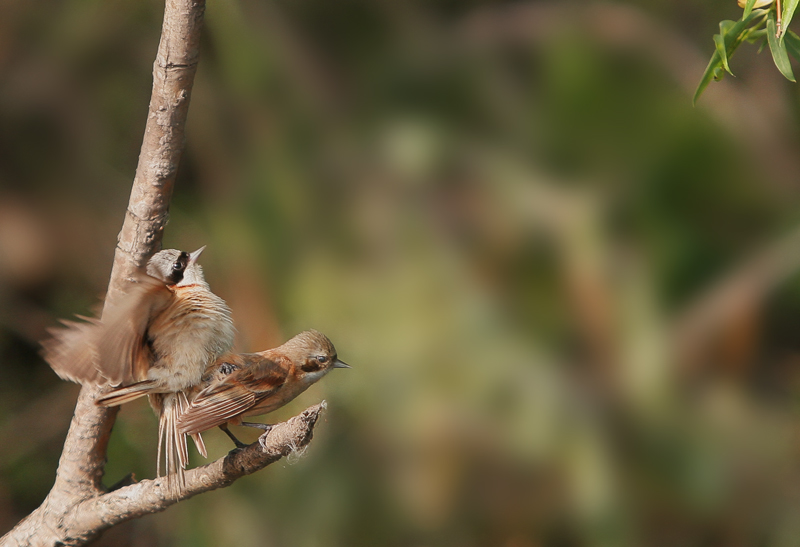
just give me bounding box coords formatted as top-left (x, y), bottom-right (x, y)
top-left (42, 248), bottom-right (235, 496)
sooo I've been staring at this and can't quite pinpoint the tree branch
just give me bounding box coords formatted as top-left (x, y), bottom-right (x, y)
top-left (107, 0), bottom-right (206, 305)
top-left (78, 403), bottom-right (325, 526)
top-left (1, 0), bottom-right (327, 545)
top-left (2, 404), bottom-right (325, 546)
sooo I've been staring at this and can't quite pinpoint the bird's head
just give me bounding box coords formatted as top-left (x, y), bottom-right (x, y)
top-left (147, 246), bottom-right (207, 287)
top-left (282, 329), bottom-right (350, 384)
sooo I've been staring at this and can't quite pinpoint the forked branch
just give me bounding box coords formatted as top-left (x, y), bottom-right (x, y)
top-left (0, 0), bottom-right (326, 545)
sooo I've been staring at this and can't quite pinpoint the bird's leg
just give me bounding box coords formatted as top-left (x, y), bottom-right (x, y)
top-left (219, 423), bottom-right (247, 449)
top-left (241, 421), bottom-right (273, 433)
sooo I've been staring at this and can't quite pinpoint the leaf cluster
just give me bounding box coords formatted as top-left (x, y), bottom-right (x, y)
top-left (695, 0), bottom-right (800, 104)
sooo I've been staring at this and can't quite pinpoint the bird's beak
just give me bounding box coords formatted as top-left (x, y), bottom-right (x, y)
top-left (333, 359), bottom-right (351, 369)
top-left (188, 245), bottom-right (206, 265)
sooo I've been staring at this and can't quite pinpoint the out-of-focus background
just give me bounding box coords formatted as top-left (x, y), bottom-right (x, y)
top-left (3, 0), bottom-right (800, 545)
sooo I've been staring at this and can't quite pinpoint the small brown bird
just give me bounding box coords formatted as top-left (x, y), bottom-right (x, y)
top-left (43, 247), bottom-right (235, 494)
top-left (177, 330), bottom-right (349, 448)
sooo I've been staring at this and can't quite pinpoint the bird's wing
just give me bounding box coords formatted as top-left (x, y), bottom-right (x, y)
top-left (94, 272), bottom-right (173, 385)
top-left (41, 315), bottom-right (103, 384)
top-left (177, 354), bottom-right (287, 435)
top-left (176, 385), bottom-right (258, 436)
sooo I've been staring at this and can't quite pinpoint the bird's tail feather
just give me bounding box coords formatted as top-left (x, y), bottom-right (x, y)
top-left (157, 392), bottom-right (206, 497)
top-left (176, 391), bottom-right (207, 458)
top-left (191, 431), bottom-right (207, 459)
top-left (95, 380), bottom-right (159, 407)
top-left (158, 393), bottom-right (187, 497)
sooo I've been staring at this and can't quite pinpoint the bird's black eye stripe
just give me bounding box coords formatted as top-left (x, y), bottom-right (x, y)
top-left (168, 252), bottom-right (190, 283)
top-left (172, 252), bottom-right (189, 271)
top-left (301, 355), bottom-right (331, 373)
top-left (301, 360), bottom-right (322, 373)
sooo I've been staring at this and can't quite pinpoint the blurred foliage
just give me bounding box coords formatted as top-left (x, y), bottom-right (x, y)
top-left (4, 0), bottom-right (800, 546)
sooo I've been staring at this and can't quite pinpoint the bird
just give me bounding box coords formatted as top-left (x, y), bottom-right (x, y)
top-left (42, 247), bottom-right (235, 495)
top-left (177, 330), bottom-right (349, 449)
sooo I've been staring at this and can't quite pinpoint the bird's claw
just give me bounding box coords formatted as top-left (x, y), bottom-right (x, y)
top-left (258, 428), bottom-right (273, 450)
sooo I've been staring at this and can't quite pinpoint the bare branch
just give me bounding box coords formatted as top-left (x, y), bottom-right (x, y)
top-left (80, 403), bottom-right (325, 526)
top-left (1, 403), bottom-right (325, 546)
top-left (107, 0), bottom-right (206, 305)
top-left (0, 385), bottom-right (119, 546)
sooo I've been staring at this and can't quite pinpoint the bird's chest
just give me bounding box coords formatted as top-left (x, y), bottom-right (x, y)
top-left (147, 288), bottom-right (235, 390)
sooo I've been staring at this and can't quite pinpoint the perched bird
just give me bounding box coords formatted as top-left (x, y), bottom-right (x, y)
top-left (43, 247), bottom-right (235, 494)
top-left (177, 330), bottom-right (349, 448)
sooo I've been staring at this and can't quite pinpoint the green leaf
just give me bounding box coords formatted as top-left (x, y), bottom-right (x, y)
top-left (720, 20), bottom-right (737, 35)
top-left (743, 0), bottom-right (759, 19)
top-left (745, 28), bottom-right (768, 42)
top-left (785, 29), bottom-right (800, 58)
top-left (714, 34), bottom-right (733, 74)
top-left (768, 11), bottom-right (796, 81)
top-left (781, 0), bottom-right (800, 38)
top-left (694, 10), bottom-right (769, 104)
top-left (694, 55), bottom-right (723, 105)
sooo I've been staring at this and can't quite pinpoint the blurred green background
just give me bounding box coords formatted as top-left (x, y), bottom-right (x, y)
top-left (4, 0), bottom-right (800, 545)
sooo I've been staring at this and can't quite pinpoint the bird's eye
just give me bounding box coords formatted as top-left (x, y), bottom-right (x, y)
top-left (316, 355), bottom-right (329, 365)
top-left (172, 261), bottom-right (183, 271)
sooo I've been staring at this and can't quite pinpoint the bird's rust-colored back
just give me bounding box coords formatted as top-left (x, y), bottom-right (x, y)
top-left (177, 351), bottom-right (288, 435)
top-left (177, 330), bottom-right (347, 438)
